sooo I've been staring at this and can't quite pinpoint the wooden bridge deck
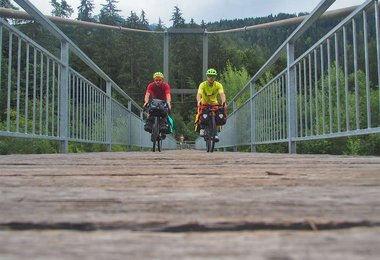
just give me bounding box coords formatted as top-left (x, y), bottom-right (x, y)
top-left (0, 150), bottom-right (379, 259)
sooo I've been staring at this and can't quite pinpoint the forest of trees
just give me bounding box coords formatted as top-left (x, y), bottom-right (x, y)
top-left (0, 0), bottom-right (379, 155)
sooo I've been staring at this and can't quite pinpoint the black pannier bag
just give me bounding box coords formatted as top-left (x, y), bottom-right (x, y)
top-left (160, 117), bottom-right (171, 134)
top-left (144, 117), bottom-right (153, 133)
top-left (199, 108), bottom-right (210, 125)
top-left (144, 116), bottom-right (170, 134)
top-left (144, 99), bottom-right (167, 133)
top-left (149, 99), bottom-right (167, 117)
top-left (215, 107), bottom-right (227, 125)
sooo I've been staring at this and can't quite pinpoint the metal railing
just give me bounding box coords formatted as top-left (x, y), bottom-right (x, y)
top-left (0, 0), bottom-right (177, 152)
top-left (196, 0), bottom-right (380, 152)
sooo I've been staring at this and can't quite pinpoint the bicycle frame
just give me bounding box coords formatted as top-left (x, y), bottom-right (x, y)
top-left (198, 104), bottom-right (222, 153)
top-left (151, 115), bottom-right (162, 152)
top-left (145, 99), bottom-right (168, 152)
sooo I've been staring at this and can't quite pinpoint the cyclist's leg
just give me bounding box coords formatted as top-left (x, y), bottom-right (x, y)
top-left (160, 115), bottom-right (169, 137)
top-left (215, 125), bottom-right (222, 135)
top-left (158, 114), bottom-right (168, 140)
top-left (198, 108), bottom-right (207, 136)
top-left (214, 125), bottom-right (220, 142)
top-left (199, 125), bottom-right (205, 136)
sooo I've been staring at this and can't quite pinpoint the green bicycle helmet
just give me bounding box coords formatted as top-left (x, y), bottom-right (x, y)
top-left (206, 68), bottom-right (217, 77)
top-left (153, 72), bottom-right (164, 79)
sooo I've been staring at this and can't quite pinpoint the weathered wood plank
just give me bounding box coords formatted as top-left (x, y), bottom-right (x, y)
top-left (0, 151), bottom-right (379, 258)
top-left (0, 228), bottom-right (379, 259)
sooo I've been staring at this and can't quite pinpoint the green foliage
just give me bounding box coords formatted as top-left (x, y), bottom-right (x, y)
top-left (68, 142), bottom-right (107, 153)
top-left (220, 61), bottom-right (251, 104)
top-left (0, 136), bottom-right (58, 154)
top-left (361, 134), bottom-right (380, 155)
top-left (295, 134), bottom-right (380, 156)
top-left (345, 137), bottom-right (361, 155)
top-left (255, 143), bottom-right (288, 153)
top-left (169, 110), bottom-right (198, 141)
top-left (219, 61), bottom-right (252, 116)
top-left (297, 139), bottom-right (336, 154)
top-left (111, 144), bottom-right (129, 152)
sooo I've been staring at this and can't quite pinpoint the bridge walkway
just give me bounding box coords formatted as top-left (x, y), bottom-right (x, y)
top-left (0, 151), bottom-right (379, 259)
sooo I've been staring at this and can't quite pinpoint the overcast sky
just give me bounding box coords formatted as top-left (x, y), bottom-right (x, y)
top-left (21, 0), bottom-right (365, 26)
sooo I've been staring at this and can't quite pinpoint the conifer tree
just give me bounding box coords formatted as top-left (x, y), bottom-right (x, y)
top-left (77, 0), bottom-right (95, 22)
top-left (99, 0), bottom-right (123, 25)
top-left (0, 0), bottom-right (17, 9)
top-left (140, 10), bottom-right (149, 27)
top-left (50, 0), bottom-right (73, 18)
top-left (170, 6), bottom-right (185, 28)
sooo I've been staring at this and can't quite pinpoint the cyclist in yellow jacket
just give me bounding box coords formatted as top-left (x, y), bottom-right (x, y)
top-left (196, 68), bottom-right (226, 142)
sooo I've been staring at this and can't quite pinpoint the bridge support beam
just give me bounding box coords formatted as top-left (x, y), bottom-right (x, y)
top-left (287, 42), bottom-right (297, 154)
top-left (59, 40), bottom-right (69, 153)
top-left (250, 82), bottom-right (256, 152)
top-left (140, 111), bottom-right (144, 151)
top-left (233, 101), bottom-right (238, 152)
top-left (163, 30), bottom-right (169, 82)
top-left (128, 101), bottom-right (132, 151)
top-left (202, 30), bottom-right (208, 80)
top-left (106, 82), bottom-right (112, 152)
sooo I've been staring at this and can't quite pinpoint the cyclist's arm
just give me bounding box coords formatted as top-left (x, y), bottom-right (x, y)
top-left (166, 93), bottom-right (172, 110)
top-left (143, 92), bottom-right (150, 107)
top-left (219, 92), bottom-right (226, 106)
top-left (196, 93), bottom-right (202, 107)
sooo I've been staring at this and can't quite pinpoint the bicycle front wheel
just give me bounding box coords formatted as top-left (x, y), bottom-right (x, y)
top-left (205, 116), bottom-right (216, 152)
top-left (152, 117), bottom-right (160, 152)
top-left (157, 133), bottom-right (162, 152)
top-left (205, 130), bottom-right (211, 152)
top-left (209, 115), bottom-right (216, 152)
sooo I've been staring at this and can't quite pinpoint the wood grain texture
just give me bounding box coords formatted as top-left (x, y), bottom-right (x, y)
top-left (0, 151), bottom-right (379, 259)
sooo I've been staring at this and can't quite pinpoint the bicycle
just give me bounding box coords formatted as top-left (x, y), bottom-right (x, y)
top-left (144, 99), bottom-right (169, 152)
top-left (197, 104), bottom-right (226, 153)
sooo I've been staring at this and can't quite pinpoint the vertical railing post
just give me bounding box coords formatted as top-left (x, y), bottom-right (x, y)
top-left (127, 101), bottom-right (132, 151)
top-left (250, 82), bottom-right (256, 152)
top-left (106, 81), bottom-right (112, 152)
top-left (0, 25), bottom-right (2, 97)
top-left (233, 101), bottom-right (238, 152)
top-left (140, 110), bottom-right (144, 151)
top-left (375, 0), bottom-right (380, 116)
top-left (363, 10), bottom-right (371, 129)
top-left (59, 40), bottom-right (69, 153)
top-left (203, 30), bottom-right (208, 81)
top-left (287, 42), bottom-right (297, 153)
top-left (163, 30), bottom-right (169, 82)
